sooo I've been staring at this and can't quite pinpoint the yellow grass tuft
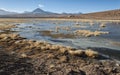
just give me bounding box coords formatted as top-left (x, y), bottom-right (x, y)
top-left (50, 45), bottom-right (60, 50)
top-left (68, 50), bottom-right (84, 56)
top-left (59, 56), bottom-right (68, 62)
top-left (85, 49), bottom-right (99, 58)
top-left (59, 47), bottom-right (67, 53)
top-left (0, 24), bottom-right (16, 30)
top-left (74, 30), bottom-right (109, 37)
top-left (0, 33), bottom-right (20, 39)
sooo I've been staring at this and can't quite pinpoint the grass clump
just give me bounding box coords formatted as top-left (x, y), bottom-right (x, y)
top-left (85, 49), bottom-right (99, 58)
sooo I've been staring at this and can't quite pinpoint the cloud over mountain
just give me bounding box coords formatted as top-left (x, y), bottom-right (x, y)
top-left (38, 4), bottom-right (44, 8)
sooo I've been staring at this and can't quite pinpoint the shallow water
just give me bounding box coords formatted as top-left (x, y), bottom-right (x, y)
top-left (12, 20), bottom-right (120, 51)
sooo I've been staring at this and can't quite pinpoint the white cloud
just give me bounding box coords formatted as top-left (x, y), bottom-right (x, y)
top-left (0, 8), bottom-right (8, 11)
top-left (38, 4), bottom-right (44, 8)
top-left (0, 8), bottom-right (21, 13)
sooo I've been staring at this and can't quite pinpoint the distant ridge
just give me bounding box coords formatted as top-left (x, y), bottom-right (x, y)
top-left (0, 9), bottom-right (17, 15)
top-left (0, 8), bottom-right (81, 16)
top-left (0, 8), bottom-right (120, 20)
top-left (78, 9), bottom-right (120, 20)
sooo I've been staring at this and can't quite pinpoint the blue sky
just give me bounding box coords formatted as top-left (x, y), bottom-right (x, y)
top-left (0, 0), bottom-right (120, 13)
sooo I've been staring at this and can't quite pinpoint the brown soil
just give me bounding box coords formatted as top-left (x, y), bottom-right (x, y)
top-left (77, 9), bottom-right (120, 20)
top-left (0, 33), bottom-right (120, 75)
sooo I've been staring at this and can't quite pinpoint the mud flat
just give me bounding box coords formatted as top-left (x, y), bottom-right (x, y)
top-left (39, 30), bottom-right (75, 39)
top-left (0, 22), bottom-right (119, 75)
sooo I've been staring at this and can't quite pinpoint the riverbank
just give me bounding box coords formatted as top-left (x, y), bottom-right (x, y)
top-left (0, 33), bottom-right (120, 75)
top-left (0, 19), bottom-right (120, 75)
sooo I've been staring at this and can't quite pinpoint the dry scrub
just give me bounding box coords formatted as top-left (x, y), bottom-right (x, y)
top-left (74, 30), bottom-right (109, 37)
top-left (0, 33), bottom-right (99, 59)
top-left (0, 24), bottom-right (16, 30)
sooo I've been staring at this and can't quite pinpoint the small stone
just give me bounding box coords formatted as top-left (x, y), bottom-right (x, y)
top-left (10, 51), bottom-right (15, 54)
top-left (116, 63), bottom-right (120, 67)
top-left (49, 64), bottom-right (55, 69)
top-left (21, 53), bottom-right (27, 58)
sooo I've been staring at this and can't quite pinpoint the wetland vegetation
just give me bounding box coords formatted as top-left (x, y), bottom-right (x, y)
top-left (0, 18), bottom-right (120, 75)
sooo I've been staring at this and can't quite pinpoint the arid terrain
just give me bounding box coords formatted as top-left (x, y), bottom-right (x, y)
top-left (0, 9), bottom-right (120, 20)
top-left (78, 9), bottom-right (120, 20)
top-left (0, 18), bottom-right (120, 75)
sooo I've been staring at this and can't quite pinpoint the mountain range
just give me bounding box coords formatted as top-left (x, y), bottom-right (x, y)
top-left (0, 9), bottom-right (17, 15)
top-left (0, 8), bottom-right (81, 15)
top-left (0, 8), bottom-right (120, 20)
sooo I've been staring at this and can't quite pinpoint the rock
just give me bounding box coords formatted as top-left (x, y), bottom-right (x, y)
top-left (49, 64), bottom-right (55, 69)
top-left (116, 63), bottom-right (120, 67)
top-left (10, 51), bottom-right (16, 55)
top-left (21, 53), bottom-right (27, 58)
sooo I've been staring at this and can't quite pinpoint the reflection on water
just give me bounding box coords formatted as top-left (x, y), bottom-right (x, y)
top-left (12, 20), bottom-right (120, 51)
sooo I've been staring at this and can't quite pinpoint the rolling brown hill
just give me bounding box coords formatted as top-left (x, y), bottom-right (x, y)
top-left (78, 9), bottom-right (120, 20)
